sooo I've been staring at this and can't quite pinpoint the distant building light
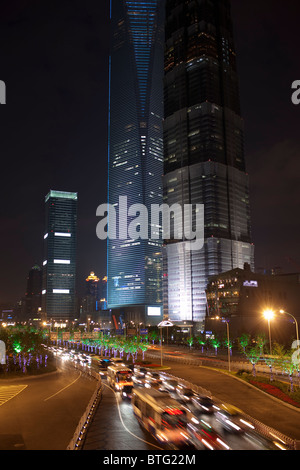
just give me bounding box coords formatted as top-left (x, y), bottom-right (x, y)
top-left (42, 290), bottom-right (46, 295)
top-left (44, 233), bottom-right (48, 239)
top-left (54, 232), bottom-right (71, 237)
top-left (53, 289), bottom-right (70, 294)
top-left (54, 259), bottom-right (71, 264)
top-left (43, 260), bottom-right (47, 266)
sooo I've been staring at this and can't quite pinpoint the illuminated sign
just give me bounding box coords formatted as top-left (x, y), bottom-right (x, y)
top-left (147, 306), bottom-right (161, 317)
top-left (243, 280), bottom-right (258, 287)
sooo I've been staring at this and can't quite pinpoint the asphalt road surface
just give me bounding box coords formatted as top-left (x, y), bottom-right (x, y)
top-left (0, 361), bottom-right (97, 450)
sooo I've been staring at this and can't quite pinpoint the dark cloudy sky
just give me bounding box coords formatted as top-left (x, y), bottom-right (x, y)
top-left (0, 0), bottom-right (299, 305)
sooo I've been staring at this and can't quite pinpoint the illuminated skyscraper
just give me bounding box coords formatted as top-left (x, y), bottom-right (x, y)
top-left (107, 0), bottom-right (164, 323)
top-left (42, 190), bottom-right (77, 321)
top-left (163, 0), bottom-right (254, 328)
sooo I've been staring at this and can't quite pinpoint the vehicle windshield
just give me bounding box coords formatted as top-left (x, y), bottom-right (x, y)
top-left (117, 371), bottom-right (132, 382)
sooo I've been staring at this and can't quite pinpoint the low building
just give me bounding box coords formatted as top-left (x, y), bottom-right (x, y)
top-left (205, 263), bottom-right (300, 345)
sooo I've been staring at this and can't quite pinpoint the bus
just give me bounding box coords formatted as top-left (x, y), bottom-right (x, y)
top-left (132, 388), bottom-right (190, 448)
top-left (107, 364), bottom-right (133, 392)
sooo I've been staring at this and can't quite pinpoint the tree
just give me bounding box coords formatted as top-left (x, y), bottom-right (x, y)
top-left (148, 330), bottom-right (159, 344)
top-left (196, 334), bottom-right (206, 353)
top-left (238, 333), bottom-right (250, 352)
top-left (273, 342), bottom-right (297, 392)
top-left (210, 336), bottom-right (221, 355)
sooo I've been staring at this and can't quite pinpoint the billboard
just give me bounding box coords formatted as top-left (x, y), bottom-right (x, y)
top-left (147, 306), bottom-right (162, 317)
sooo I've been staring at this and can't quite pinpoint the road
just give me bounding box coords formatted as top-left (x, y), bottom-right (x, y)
top-left (144, 347), bottom-right (300, 440)
top-left (82, 382), bottom-right (162, 451)
top-left (81, 350), bottom-right (300, 451)
top-left (1, 346), bottom-right (299, 451)
top-left (0, 361), bottom-right (97, 450)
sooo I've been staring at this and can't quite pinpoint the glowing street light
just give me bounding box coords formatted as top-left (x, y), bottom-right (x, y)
top-left (263, 309), bottom-right (275, 355)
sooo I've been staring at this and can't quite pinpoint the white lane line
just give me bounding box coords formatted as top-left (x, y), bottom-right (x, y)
top-left (44, 371), bottom-right (82, 401)
top-left (0, 385), bottom-right (28, 407)
top-left (104, 383), bottom-right (163, 450)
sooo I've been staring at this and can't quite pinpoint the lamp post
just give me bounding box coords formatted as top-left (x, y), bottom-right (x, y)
top-left (263, 309), bottom-right (275, 356)
top-left (158, 320), bottom-right (173, 366)
top-left (279, 309), bottom-right (299, 345)
top-left (213, 316), bottom-right (231, 372)
top-left (225, 319), bottom-right (231, 372)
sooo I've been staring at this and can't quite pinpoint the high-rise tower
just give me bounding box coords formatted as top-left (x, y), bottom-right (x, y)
top-left (163, 0), bottom-right (254, 328)
top-left (42, 190), bottom-right (78, 321)
top-left (107, 0), bottom-right (165, 324)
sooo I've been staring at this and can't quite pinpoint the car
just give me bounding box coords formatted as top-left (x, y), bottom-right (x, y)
top-left (134, 365), bottom-right (148, 376)
top-left (160, 378), bottom-right (178, 392)
top-left (133, 373), bottom-right (146, 387)
top-left (110, 358), bottom-right (126, 365)
top-left (187, 417), bottom-right (230, 450)
top-left (176, 384), bottom-right (195, 402)
top-left (144, 371), bottom-right (162, 389)
top-left (215, 403), bottom-right (249, 433)
top-left (191, 395), bottom-right (215, 415)
top-left (121, 385), bottom-right (133, 400)
top-left (98, 358), bottom-right (113, 376)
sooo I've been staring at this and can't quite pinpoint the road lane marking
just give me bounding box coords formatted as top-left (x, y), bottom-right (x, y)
top-left (104, 383), bottom-right (163, 450)
top-left (44, 371), bottom-right (82, 401)
top-left (0, 385), bottom-right (28, 407)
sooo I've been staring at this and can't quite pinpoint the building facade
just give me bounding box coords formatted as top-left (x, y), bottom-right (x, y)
top-left (42, 190), bottom-right (78, 321)
top-left (205, 264), bottom-right (300, 345)
top-left (81, 272), bottom-right (101, 321)
top-left (163, 0), bottom-right (254, 329)
top-left (107, 0), bottom-right (165, 324)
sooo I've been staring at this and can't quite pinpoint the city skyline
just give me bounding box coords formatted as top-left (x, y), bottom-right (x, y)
top-left (0, 0), bottom-right (299, 306)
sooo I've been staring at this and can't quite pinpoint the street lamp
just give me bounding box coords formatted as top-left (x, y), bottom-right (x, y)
top-left (279, 309), bottom-right (299, 344)
top-left (158, 320), bottom-right (173, 366)
top-left (263, 309), bottom-right (275, 355)
top-left (213, 316), bottom-right (231, 372)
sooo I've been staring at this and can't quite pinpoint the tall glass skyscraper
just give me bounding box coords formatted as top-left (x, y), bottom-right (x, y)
top-left (107, 0), bottom-right (164, 322)
top-left (163, 0), bottom-right (254, 328)
top-left (42, 190), bottom-right (78, 321)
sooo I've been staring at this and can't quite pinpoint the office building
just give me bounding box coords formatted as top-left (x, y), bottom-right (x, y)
top-left (81, 271), bottom-right (101, 321)
top-left (162, 0), bottom-right (254, 330)
top-left (42, 190), bottom-right (78, 321)
top-left (205, 264), bottom-right (300, 344)
top-left (107, 0), bottom-right (165, 325)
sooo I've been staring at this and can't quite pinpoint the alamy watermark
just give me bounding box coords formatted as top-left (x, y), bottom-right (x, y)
top-left (291, 80), bottom-right (300, 105)
top-left (0, 80), bottom-right (6, 104)
top-left (96, 196), bottom-right (204, 251)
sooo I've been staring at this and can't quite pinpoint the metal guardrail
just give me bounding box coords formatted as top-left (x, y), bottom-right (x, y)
top-left (66, 367), bottom-right (103, 450)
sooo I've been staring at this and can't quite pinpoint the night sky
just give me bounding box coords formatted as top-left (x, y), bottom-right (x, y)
top-left (0, 0), bottom-right (299, 306)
